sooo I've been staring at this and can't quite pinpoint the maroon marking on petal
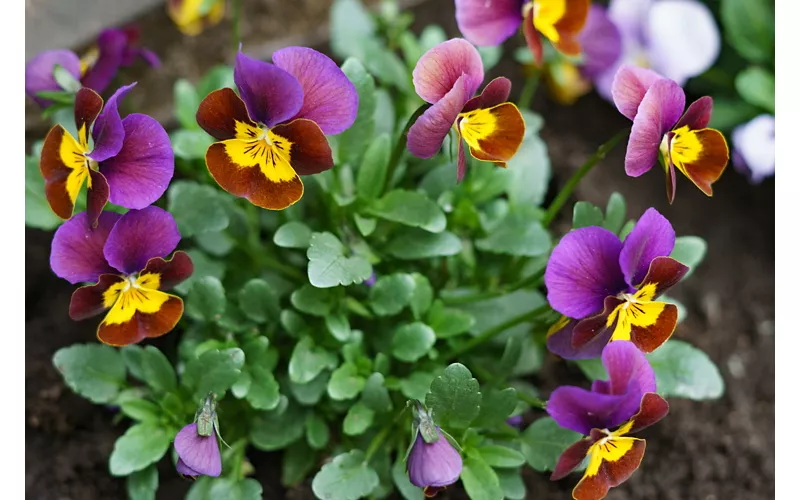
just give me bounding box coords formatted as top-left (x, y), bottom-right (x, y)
top-left (86, 170), bottom-right (110, 228)
top-left (523, 7), bottom-right (543, 66)
top-left (196, 87), bottom-right (257, 141)
top-left (40, 125), bottom-right (77, 220)
top-left (628, 393), bottom-right (670, 434)
top-left (637, 256), bottom-right (689, 296)
top-left (572, 440), bottom-right (646, 500)
top-left (675, 96), bottom-right (713, 130)
top-left (629, 303), bottom-right (678, 353)
top-left (270, 119), bottom-right (334, 176)
top-left (572, 297), bottom-right (622, 348)
top-left (69, 274), bottom-right (124, 321)
top-left (97, 295), bottom-right (184, 346)
top-left (462, 77), bottom-right (513, 113)
top-left (551, 438), bottom-right (594, 481)
top-left (140, 251), bottom-right (194, 291)
top-left (74, 88), bottom-right (104, 141)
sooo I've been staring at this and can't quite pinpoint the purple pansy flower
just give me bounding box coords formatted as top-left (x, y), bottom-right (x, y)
top-left (40, 85), bottom-right (174, 226)
top-left (547, 341), bottom-right (670, 500)
top-left (592, 0), bottom-right (720, 101)
top-left (407, 426), bottom-right (463, 495)
top-left (50, 207), bottom-right (193, 346)
top-left (25, 27), bottom-right (159, 107)
top-left (175, 394), bottom-right (224, 478)
top-left (196, 48), bottom-right (358, 210)
top-left (407, 38), bottom-right (525, 182)
top-left (545, 208), bottom-right (688, 359)
top-left (612, 65), bottom-right (729, 203)
top-left (732, 114), bottom-right (775, 185)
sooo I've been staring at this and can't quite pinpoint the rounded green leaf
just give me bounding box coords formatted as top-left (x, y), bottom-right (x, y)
top-left (424, 363), bottom-right (481, 429)
top-left (343, 401), bottom-right (375, 436)
top-left (461, 452), bottom-right (504, 500)
top-left (339, 58), bottom-right (377, 165)
top-left (391, 323), bottom-right (436, 362)
top-left (572, 201), bottom-right (604, 229)
top-left (311, 450), bottom-right (379, 500)
top-left (174, 78), bottom-right (200, 130)
top-left (307, 232), bottom-right (373, 288)
top-left (356, 133), bottom-right (390, 201)
top-left (167, 181), bottom-right (229, 237)
top-left (109, 424), bottom-right (171, 476)
top-left (182, 348), bottom-right (245, 400)
top-left (386, 228), bottom-right (462, 259)
top-left (291, 285), bottom-right (335, 317)
top-left (670, 235), bottom-right (707, 279)
top-left (603, 192), bottom-right (627, 234)
top-left (251, 397), bottom-right (306, 451)
top-left (520, 417), bottom-right (582, 472)
top-left (362, 373), bottom-right (393, 413)
top-left (126, 464), bottom-right (158, 500)
top-left (476, 445), bottom-right (527, 468)
top-left (328, 363), bottom-right (366, 400)
top-left (306, 413), bottom-right (331, 450)
top-left (428, 301), bottom-right (475, 338)
top-left (186, 276), bottom-right (226, 322)
top-left (140, 346), bottom-right (177, 393)
top-left (325, 313), bottom-right (352, 342)
top-left (735, 67), bottom-right (774, 113)
top-left (475, 209), bottom-right (551, 256)
top-left (246, 366), bottom-right (281, 410)
top-left (367, 190), bottom-right (446, 233)
top-left (409, 273), bottom-right (434, 320)
top-left (647, 340), bottom-right (725, 400)
top-left (400, 371), bottom-right (436, 401)
top-left (274, 221), bottom-right (313, 249)
top-left (288, 337), bottom-right (338, 384)
top-left (370, 273), bottom-right (416, 316)
top-left (238, 279), bottom-right (280, 323)
top-left (52, 344), bottom-right (126, 404)
top-left (721, 0), bottom-right (774, 63)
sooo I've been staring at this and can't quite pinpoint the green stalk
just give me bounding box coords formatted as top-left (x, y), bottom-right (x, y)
top-left (442, 268), bottom-right (545, 306)
top-left (542, 128), bottom-right (629, 227)
top-left (364, 425), bottom-right (393, 462)
top-left (517, 391), bottom-right (547, 410)
top-left (382, 103), bottom-right (431, 196)
top-left (232, 0), bottom-right (242, 50)
top-left (517, 69), bottom-right (541, 110)
top-left (243, 203), bottom-right (304, 281)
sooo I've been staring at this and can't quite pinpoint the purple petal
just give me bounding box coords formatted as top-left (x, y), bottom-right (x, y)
top-left (602, 340), bottom-right (656, 396)
top-left (233, 51), bottom-right (304, 127)
top-left (89, 83), bottom-right (136, 163)
top-left (732, 114), bottom-right (775, 184)
top-left (675, 96), bottom-right (712, 130)
top-left (407, 427), bottom-right (463, 488)
top-left (546, 318), bottom-right (613, 360)
top-left (174, 423), bottom-right (222, 477)
top-left (135, 48), bottom-right (161, 68)
top-left (462, 77), bottom-right (513, 113)
top-left (50, 211), bottom-right (121, 284)
top-left (176, 457), bottom-right (201, 477)
top-left (25, 50), bottom-right (81, 107)
top-left (611, 65), bottom-right (664, 121)
top-left (82, 29), bottom-right (128, 94)
top-left (579, 5), bottom-right (623, 79)
top-left (609, 0), bottom-right (652, 45)
top-left (103, 207), bottom-right (180, 275)
top-left (99, 113), bottom-right (174, 208)
top-left (455, 0), bottom-right (524, 46)
top-left (625, 78), bottom-right (685, 177)
top-left (407, 75), bottom-right (471, 158)
top-left (547, 386), bottom-right (627, 435)
top-left (456, 137), bottom-right (467, 183)
top-left (412, 39), bottom-right (484, 104)
top-left (619, 208), bottom-right (675, 287)
top-left (272, 46), bottom-right (358, 135)
top-left (544, 227), bottom-right (627, 319)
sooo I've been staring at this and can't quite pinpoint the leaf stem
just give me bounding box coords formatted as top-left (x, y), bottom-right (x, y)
top-left (232, 0), bottom-right (242, 50)
top-left (442, 268), bottom-right (546, 306)
top-left (242, 203), bottom-right (304, 281)
top-left (364, 425), bottom-right (393, 462)
top-left (542, 128), bottom-right (629, 227)
top-left (517, 69), bottom-right (541, 110)
top-left (382, 103), bottom-right (431, 196)
top-left (517, 391), bottom-right (547, 410)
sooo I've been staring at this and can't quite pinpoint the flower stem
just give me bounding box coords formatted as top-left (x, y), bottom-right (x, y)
top-left (542, 128), bottom-right (629, 227)
top-left (517, 391), bottom-right (547, 410)
top-left (442, 268), bottom-right (546, 306)
top-left (517, 69), bottom-right (541, 110)
top-left (364, 425), bottom-right (392, 462)
top-left (243, 203), bottom-right (304, 281)
top-left (444, 304), bottom-right (551, 361)
top-left (382, 103), bottom-right (431, 196)
top-left (232, 0), bottom-right (242, 50)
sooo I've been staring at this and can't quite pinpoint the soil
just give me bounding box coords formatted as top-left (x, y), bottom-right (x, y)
top-left (25, 1), bottom-right (774, 499)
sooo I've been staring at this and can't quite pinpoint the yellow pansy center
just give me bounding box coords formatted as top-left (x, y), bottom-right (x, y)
top-left (457, 108), bottom-right (498, 151)
top-left (80, 47), bottom-right (99, 76)
top-left (585, 422), bottom-right (638, 476)
top-left (606, 283), bottom-right (665, 342)
top-left (102, 273), bottom-right (170, 325)
top-left (225, 121), bottom-right (296, 183)
top-left (59, 124), bottom-right (97, 203)
top-left (531, 0), bottom-right (566, 42)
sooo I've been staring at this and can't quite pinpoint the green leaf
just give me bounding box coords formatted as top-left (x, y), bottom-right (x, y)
top-left (171, 129), bottom-right (215, 160)
top-left (505, 111), bottom-right (550, 207)
top-left (386, 228), bottom-right (462, 259)
top-left (574, 357), bottom-right (607, 381)
top-left (109, 424), bottom-right (171, 476)
top-left (25, 154), bottom-right (63, 230)
top-left (409, 273), bottom-right (434, 320)
top-left (496, 469), bottom-right (526, 500)
top-left (472, 388), bottom-right (517, 429)
top-left (288, 337), bottom-right (338, 384)
top-left (167, 181), bottom-right (229, 237)
top-left (647, 340), bottom-right (724, 399)
top-left (247, 366), bottom-right (281, 410)
top-left (282, 440), bottom-right (318, 486)
top-left (306, 413), bottom-right (331, 449)
top-left (197, 65), bottom-right (235, 96)
top-left (291, 284), bottom-right (335, 316)
top-left (735, 66), bottom-right (774, 113)
top-left (238, 278), bottom-right (280, 323)
top-left (361, 373), bottom-right (392, 412)
top-left (195, 230), bottom-right (234, 256)
top-left (456, 290), bottom-right (546, 335)
top-left (174, 79), bottom-right (200, 130)
top-left (339, 58), bottom-right (377, 165)
top-left (721, 0), bottom-right (774, 63)
top-left (520, 417), bottom-right (582, 472)
top-left (425, 363), bottom-right (481, 429)
top-left (274, 221), bottom-right (312, 249)
top-left (354, 214), bottom-right (377, 236)
top-left (708, 97), bottom-right (761, 131)
top-left (670, 236), bottom-right (707, 279)
top-left (325, 312), bottom-right (352, 342)
top-left (186, 276), bottom-right (226, 322)
top-left (174, 249), bottom-right (225, 295)
top-left (289, 371), bottom-right (331, 405)
top-left (367, 190), bottom-right (447, 233)
top-left (139, 346), bottom-right (177, 393)
top-left (329, 0), bottom-right (375, 60)
top-left (477, 45), bottom-right (503, 72)
top-left (362, 41), bottom-right (412, 93)
top-left (461, 452), bottom-right (504, 500)
top-left (370, 273), bottom-right (416, 316)
top-left (119, 399), bottom-right (162, 423)
top-left (53, 64), bottom-right (81, 92)
top-left (400, 371), bottom-right (436, 401)
top-left (311, 450), bottom-right (379, 500)
top-left (183, 348), bottom-right (245, 400)
top-left (374, 89), bottom-right (396, 137)
top-left (343, 401), bottom-right (375, 436)
top-left (392, 458), bottom-right (424, 500)
top-left (356, 133), bottom-right (390, 201)
top-left (328, 363), bottom-right (366, 400)
top-left (251, 397), bottom-right (307, 450)
top-left (52, 344), bottom-right (126, 404)
top-left (282, 309), bottom-right (309, 337)
top-left (428, 301), bottom-right (475, 338)
top-left (189, 477), bottom-right (263, 500)
top-left (477, 445), bottom-right (527, 468)
top-left (603, 192), bottom-right (626, 234)
top-left (573, 201), bottom-right (604, 229)
top-left (475, 208), bottom-right (551, 256)
top-left (126, 464), bottom-right (158, 500)
top-left (307, 232), bottom-right (373, 288)
top-left (391, 323), bottom-right (436, 362)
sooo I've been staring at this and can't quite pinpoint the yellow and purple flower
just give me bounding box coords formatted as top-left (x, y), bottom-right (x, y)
top-left (174, 394), bottom-right (224, 478)
top-left (455, 0), bottom-right (590, 65)
top-left (40, 85), bottom-right (174, 226)
top-left (612, 65), bottom-right (729, 203)
top-left (167, 0), bottom-right (226, 37)
top-left (196, 48), bottom-right (358, 210)
top-left (50, 207), bottom-right (193, 346)
top-left (25, 27), bottom-right (159, 107)
top-left (547, 340), bottom-right (670, 500)
top-left (407, 38), bottom-right (525, 182)
top-left (545, 208), bottom-right (688, 359)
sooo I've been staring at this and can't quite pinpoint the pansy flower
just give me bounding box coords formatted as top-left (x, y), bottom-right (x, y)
top-left (25, 27), bottom-right (159, 107)
top-left (547, 341), bottom-right (670, 500)
top-left (407, 38), bottom-right (525, 182)
top-left (196, 48), bottom-right (358, 210)
top-left (545, 208), bottom-right (689, 359)
top-left (612, 65), bottom-right (729, 202)
top-left (167, 0), bottom-right (226, 37)
top-left (175, 394), bottom-right (224, 478)
top-left (39, 85), bottom-right (174, 225)
top-left (50, 207), bottom-right (193, 346)
top-left (406, 401), bottom-right (463, 497)
top-left (732, 114), bottom-right (775, 185)
top-left (455, 0), bottom-right (590, 65)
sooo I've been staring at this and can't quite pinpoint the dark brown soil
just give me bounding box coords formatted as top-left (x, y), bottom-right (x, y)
top-left (25, 1), bottom-right (774, 499)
